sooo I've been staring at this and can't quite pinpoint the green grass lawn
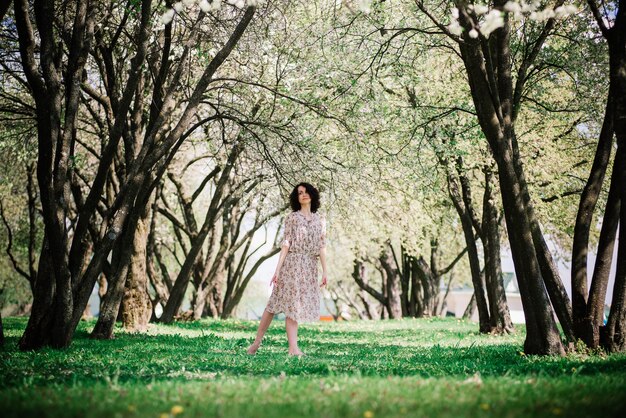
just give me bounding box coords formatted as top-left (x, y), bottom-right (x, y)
top-left (1, 317), bottom-right (625, 417)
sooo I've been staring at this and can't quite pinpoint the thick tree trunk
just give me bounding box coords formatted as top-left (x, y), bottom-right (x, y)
top-left (379, 245), bottom-right (402, 319)
top-left (497, 152), bottom-right (564, 355)
top-left (90, 242), bottom-right (132, 339)
top-left (525, 186), bottom-right (575, 342)
top-left (455, 24), bottom-right (565, 354)
top-left (91, 182), bottom-right (151, 339)
top-left (16, 0), bottom-right (152, 350)
top-left (192, 283), bottom-right (210, 320)
top-left (18, 238), bottom-right (56, 349)
top-left (206, 285), bottom-right (222, 318)
top-left (414, 256), bottom-right (438, 317)
top-left (121, 212), bottom-right (152, 332)
top-left (410, 258), bottom-right (422, 317)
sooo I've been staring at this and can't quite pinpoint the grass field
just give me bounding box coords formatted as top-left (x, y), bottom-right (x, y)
top-left (1, 317), bottom-right (625, 417)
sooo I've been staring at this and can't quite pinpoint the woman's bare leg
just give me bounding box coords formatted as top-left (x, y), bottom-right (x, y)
top-left (286, 316), bottom-right (304, 355)
top-left (247, 309), bottom-right (275, 354)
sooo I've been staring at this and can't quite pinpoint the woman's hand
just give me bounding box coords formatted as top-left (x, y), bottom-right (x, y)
top-left (270, 274), bottom-right (278, 288)
top-left (320, 275), bottom-right (327, 288)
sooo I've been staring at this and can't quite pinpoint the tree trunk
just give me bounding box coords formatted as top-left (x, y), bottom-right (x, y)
top-left (603, 15), bottom-right (626, 349)
top-left (496, 152), bottom-right (564, 355)
top-left (463, 292), bottom-right (476, 319)
top-left (121, 210), bottom-right (152, 332)
top-left (603, 184), bottom-right (625, 352)
top-left (221, 244), bottom-right (281, 319)
top-left (603, 139), bottom-right (625, 351)
top-left (91, 198), bottom-right (147, 340)
top-left (399, 246), bottom-right (410, 316)
top-left (446, 4), bottom-right (567, 355)
top-left (572, 90), bottom-right (614, 343)
top-left (482, 169), bottom-right (514, 334)
top-left (586, 151), bottom-right (622, 347)
top-left (90, 234), bottom-right (133, 339)
top-left (409, 257), bottom-right (423, 316)
top-left (352, 259), bottom-right (386, 306)
top-left (160, 144), bottom-right (243, 323)
top-left (16, 0), bottom-right (152, 350)
top-left (379, 245), bottom-right (402, 319)
top-left (18, 237), bottom-right (56, 349)
top-left (446, 168), bottom-right (491, 331)
top-left (359, 292), bottom-right (376, 320)
top-left (414, 256), bottom-right (438, 317)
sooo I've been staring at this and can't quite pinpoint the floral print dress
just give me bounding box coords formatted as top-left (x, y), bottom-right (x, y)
top-left (266, 210), bottom-right (326, 322)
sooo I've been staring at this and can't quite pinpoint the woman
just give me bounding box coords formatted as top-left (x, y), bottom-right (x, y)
top-left (247, 182), bottom-right (328, 356)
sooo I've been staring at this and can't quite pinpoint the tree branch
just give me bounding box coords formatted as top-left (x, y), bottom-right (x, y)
top-left (0, 200), bottom-right (32, 283)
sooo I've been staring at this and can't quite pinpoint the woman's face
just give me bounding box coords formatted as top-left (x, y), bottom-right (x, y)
top-left (297, 185), bottom-right (311, 205)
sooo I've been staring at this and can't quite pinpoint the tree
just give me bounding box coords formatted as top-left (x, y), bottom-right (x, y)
top-left (406, 0), bottom-right (586, 354)
top-left (11, 0), bottom-right (257, 349)
top-left (571, 0), bottom-right (626, 352)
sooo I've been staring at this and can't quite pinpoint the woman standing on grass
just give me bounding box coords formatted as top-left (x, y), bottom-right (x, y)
top-left (247, 182), bottom-right (328, 356)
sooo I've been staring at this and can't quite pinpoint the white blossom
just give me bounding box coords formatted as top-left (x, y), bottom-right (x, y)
top-left (555, 5), bottom-right (578, 18)
top-left (530, 9), bottom-right (555, 21)
top-left (563, 5), bottom-right (578, 14)
top-left (520, 1), bottom-right (535, 13)
top-left (479, 10), bottom-right (504, 37)
top-left (451, 7), bottom-right (459, 19)
top-left (358, 0), bottom-right (372, 14)
top-left (182, 0), bottom-right (194, 6)
top-left (447, 20), bottom-right (463, 36)
top-left (248, 0), bottom-right (264, 6)
top-left (199, 0), bottom-right (211, 11)
top-left (173, 2), bottom-right (183, 12)
top-left (474, 4), bottom-right (489, 15)
top-left (161, 8), bottom-right (175, 24)
top-left (468, 29), bottom-right (479, 38)
top-left (212, 0), bottom-right (222, 11)
top-left (503, 1), bottom-right (521, 13)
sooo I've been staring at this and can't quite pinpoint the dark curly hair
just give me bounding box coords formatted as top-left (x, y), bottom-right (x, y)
top-left (289, 182), bottom-right (320, 213)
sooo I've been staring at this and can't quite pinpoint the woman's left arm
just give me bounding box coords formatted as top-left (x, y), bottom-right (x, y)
top-left (320, 216), bottom-right (328, 287)
top-left (319, 246), bottom-right (328, 287)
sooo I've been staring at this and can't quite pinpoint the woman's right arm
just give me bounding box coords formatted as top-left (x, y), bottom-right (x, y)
top-left (272, 245), bottom-right (290, 285)
top-left (271, 213), bottom-right (293, 287)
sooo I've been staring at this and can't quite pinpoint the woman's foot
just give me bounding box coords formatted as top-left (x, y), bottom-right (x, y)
top-left (288, 348), bottom-right (305, 356)
top-left (247, 341), bottom-right (261, 355)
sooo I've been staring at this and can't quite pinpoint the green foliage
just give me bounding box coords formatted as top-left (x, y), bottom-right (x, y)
top-left (1, 318), bottom-right (625, 417)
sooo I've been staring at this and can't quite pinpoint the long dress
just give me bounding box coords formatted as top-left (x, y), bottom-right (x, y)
top-left (266, 210), bottom-right (326, 322)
